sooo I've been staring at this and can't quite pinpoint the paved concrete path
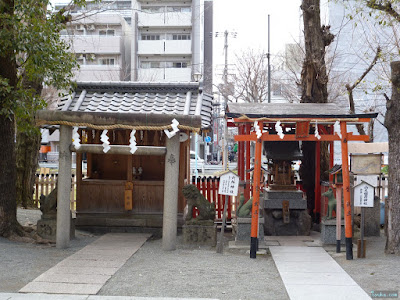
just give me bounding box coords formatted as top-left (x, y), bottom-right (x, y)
top-left (269, 236), bottom-right (371, 300)
top-left (19, 233), bottom-right (151, 295)
top-left (0, 293), bottom-right (217, 300)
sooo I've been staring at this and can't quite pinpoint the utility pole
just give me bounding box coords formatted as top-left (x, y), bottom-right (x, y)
top-left (268, 14), bottom-right (271, 103)
top-left (215, 30), bottom-right (237, 171)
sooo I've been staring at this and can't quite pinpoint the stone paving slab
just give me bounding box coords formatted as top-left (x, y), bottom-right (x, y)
top-left (42, 266), bottom-right (119, 276)
top-left (19, 233), bottom-right (151, 295)
top-left (34, 273), bottom-right (111, 284)
top-left (270, 246), bottom-right (371, 300)
top-left (0, 293), bottom-right (219, 300)
top-left (19, 282), bottom-right (104, 295)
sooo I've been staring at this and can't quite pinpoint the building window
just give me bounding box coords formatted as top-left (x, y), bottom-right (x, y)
top-left (140, 61), bottom-right (161, 69)
top-left (141, 34), bottom-right (161, 40)
top-left (100, 58), bottom-right (115, 65)
top-left (99, 30), bottom-right (115, 36)
top-left (172, 34), bottom-right (191, 40)
top-left (142, 6), bottom-right (163, 13)
top-left (166, 6), bottom-right (191, 12)
top-left (165, 62), bottom-right (188, 68)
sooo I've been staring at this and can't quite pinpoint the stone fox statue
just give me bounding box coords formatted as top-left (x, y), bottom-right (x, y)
top-left (322, 188), bottom-right (343, 219)
top-left (182, 184), bottom-right (215, 222)
top-left (237, 193), bottom-right (252, 217)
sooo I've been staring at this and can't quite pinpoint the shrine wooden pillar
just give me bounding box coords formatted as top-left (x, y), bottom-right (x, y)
top-left (329, 141), bottom-right (334, 183)
top-left (245, 123), bottom-right (251, 200)
top-left (314, 141), bottom-right (321, 222)
top-left (250, 121), bottom-right (262, 259)
top-left (238, 125), bottom-right (245, 180)
top-left (340, 121), bottom-right (353, 260)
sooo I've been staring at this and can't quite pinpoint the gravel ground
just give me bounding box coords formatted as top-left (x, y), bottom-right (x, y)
top-left (325, 231), bottom-right (400, 297)
top-left (2, 209), bottom-right (399, 299)
top-left (99, 237), bottom-right (289, 300)
top-left (0, 208), bottom-right (99, 292)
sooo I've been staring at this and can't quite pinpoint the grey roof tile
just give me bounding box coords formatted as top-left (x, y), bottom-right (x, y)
top-left (57, 82), bottom-right (213, 128)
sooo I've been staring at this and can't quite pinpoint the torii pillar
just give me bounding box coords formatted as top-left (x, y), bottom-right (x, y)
top-left (56, 125), bottom-right (73, 249)
top-left (162, 133), bottom-right (180, 250)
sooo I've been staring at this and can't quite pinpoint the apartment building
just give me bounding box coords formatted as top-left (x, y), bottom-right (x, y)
top-left (131, 0), bottom-right (213, 92)
top-left (62, 13), bottom-right (132, 81)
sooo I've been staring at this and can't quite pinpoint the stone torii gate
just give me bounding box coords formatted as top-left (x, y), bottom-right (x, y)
top-left (226, 102), bottom-right (377, 260)
top-left (36, 110), bottom-right (202, 251)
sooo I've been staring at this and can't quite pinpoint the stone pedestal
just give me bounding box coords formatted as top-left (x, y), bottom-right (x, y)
top-left (264, 209), bottom-right (311, 236)
top-left (37, 212), bottom-right (75, 242)
top-left (321, 219), bottom-right (345, 245)
top-left (364, 196), bottom-right (381, 236)
top-left (264, 190), bottom-right (307, 209)
top-left (233, 217), bottom-right (265, 242)
top-left (182, 224), bottom-right (216, 246)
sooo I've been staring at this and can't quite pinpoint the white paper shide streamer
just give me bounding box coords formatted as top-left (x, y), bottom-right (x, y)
top-left (254, 121), bottom-right (262, 139)
top-left (101, 130), bottom-right (110, 153)
top-left (334, 121), bottom-right (342, 139)
top-left (164, 118), bottom-right (180, 138)
top-left (129, 129), bottom-right (138, 154)
top-left (275, 121), bottom-right (285, 139)
top-left (72, 127), bottom-right (81, 150)
top-left (314, 121), bottom-right (321, 140)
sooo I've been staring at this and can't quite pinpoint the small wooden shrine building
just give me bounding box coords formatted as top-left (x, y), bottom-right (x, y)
top-left (36, 81), bottom-right (212, 250)
top-left (226, 102), bottom-right (377, 259)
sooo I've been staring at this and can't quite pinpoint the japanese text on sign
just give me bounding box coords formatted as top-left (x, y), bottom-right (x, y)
top-left (218, 173), bottom-right (239, 196)
top-left (354, 183), bottom-right (374, 207)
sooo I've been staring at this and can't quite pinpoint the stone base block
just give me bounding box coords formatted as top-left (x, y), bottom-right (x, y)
top-left (232, 218), bottom-right (264, 242)
top-left (264, 209), bottom-right (311, 236)
top-left (321, 219), bottom-right (345, 245)
top-left (37, 215), bottom-right (75, 242)
top-left (182, 224), bottom-right (216, 246)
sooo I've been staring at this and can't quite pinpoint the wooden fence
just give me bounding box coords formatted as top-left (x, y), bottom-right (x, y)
top-left (191, 176), bottom-right (235, 222)
top-left (33, 173), bottom-right (79, 212)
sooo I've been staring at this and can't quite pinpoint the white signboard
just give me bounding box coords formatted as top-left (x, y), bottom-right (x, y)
top-left (355, 175), bottom-right (378, 187)
top-left (354, 182), bottom-right (374, 207)
top-left (218, 171), bottom-right (239, 196)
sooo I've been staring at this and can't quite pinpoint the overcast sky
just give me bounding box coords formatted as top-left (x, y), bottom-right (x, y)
top-left (213, 0), bottom-right (302, 77)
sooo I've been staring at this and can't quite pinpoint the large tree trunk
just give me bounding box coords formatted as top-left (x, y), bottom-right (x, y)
top-left (0, 0), bottom-right (23, 237)
top-left (16, 130), bottom-right (41, 208)
top-left (0, 115), bottom-right (21, 237)
top-left (300, 0), bottom-right (334, 221)
top-left (16, 76), bottom-right (43, 208)
top-left (384, 61), bottom-right (400, 254)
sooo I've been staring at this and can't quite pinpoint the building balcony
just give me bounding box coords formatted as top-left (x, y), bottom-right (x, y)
top-left (65, 36), bottom-right (123, 54)
top-left (137, 40), bottom-right (191, 55)
top-left (138, 12), bottom-right (191, 27)
top-left (138, 68), bottom-right (191, 82)
top-left (75, 65), bottom-right (123, 81)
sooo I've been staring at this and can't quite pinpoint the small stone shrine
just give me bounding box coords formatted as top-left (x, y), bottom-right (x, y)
top-left (182, 184), bottom-right (216, 246)
top-left (263, 141), bottom-right (311, 236)
top-left (37, 186), bottom-right (75, 242)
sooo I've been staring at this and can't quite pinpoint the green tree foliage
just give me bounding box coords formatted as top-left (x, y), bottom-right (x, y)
top-left (0, 0), bottom-right (90, 236)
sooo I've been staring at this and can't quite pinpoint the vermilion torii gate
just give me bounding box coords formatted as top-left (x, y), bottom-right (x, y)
top-left (226, 103), bottom-right (377, 260)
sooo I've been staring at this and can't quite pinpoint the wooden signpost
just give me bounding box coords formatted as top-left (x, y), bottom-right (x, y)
top-left (354, 180), bottom-right (375, 258)
top-left (216, 170), bottom-right (239, 254)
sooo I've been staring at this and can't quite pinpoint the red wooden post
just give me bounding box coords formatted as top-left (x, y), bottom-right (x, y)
top-left (340, 121), bottom-right (353, 260)
top-left (250, 122), bottom-right (263, 259)
top-left (212, 177), bottom-right (217, 218)
top-left (217, 178), bottom-right (222, 219)
top-left (245, 123), bottom-right (251, 201)
top-left (315, 141), bottom-right (321, 222)
top-left (329, 141), bottom-right (334, 183)
top-left (206, 177), bottom-right (211, 203)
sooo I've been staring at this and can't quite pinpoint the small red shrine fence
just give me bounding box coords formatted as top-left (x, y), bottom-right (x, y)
top-left (191, 176), bottom-right (235, 221)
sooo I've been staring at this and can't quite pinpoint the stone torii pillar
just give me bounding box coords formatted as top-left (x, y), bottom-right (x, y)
top-left (56, 125), bottom-right (73, 249)
top-left (162, 133), bottom-right (180, 250)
